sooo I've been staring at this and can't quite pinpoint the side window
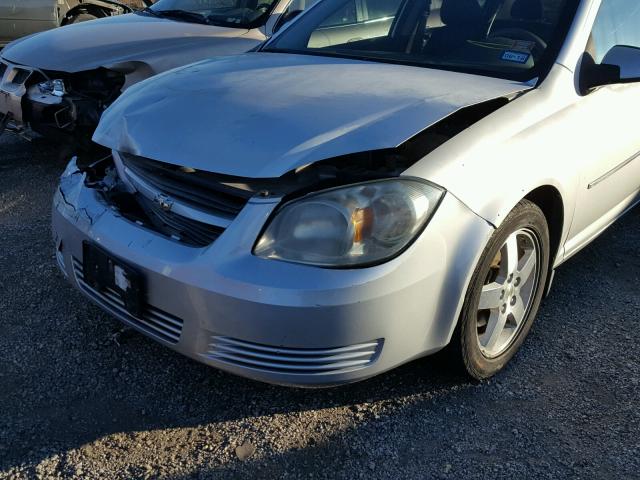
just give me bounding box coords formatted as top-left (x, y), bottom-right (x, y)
top-left (319, 1), bottom-right (358, 27)
top-left (274, 0), bottom-right (311, 34)
top-left (318, 0), bottom-right (403, 28)
top-left (283, 0), bottom-right (307, 14)
top-left (591, 0), bottom-right (640, 63)
top-left (364, 0), bottom-right (403, 21)
top-left (308, 0), bottom-right (404, 48)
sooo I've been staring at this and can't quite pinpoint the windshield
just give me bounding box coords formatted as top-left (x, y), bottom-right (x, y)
top-left (148, 0), bottom-right (279, 28)
top-left (264, 0), bottom-right (580, 81)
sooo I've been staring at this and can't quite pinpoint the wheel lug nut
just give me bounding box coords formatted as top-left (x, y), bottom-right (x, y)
top-left (515, 277), bottom-right (521, 286)
top-left (500, 290), bottom-right (505, 299)
top-left (501, 304), bottom-right (507, 313)
top-left (511, 296), bottom-right (517, 306)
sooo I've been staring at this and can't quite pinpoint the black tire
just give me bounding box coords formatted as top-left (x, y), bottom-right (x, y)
top-left (454, 200), bottom-right (550, 380)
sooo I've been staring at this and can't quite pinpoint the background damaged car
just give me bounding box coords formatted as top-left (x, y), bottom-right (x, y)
top-left (0, 1), bottom-right (150, 48)
top-left (0, 0), bottom-right (314, 150)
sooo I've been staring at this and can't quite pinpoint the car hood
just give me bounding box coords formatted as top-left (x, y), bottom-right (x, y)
top-left (95, 53), bottom-right (532, 178)
top-left (1, 13), bottom-right (259, 73)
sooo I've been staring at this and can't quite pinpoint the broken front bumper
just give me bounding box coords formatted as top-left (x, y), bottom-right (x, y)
top-left (0, 58), bottom-right (79, 138)
top-left (52, 160), bottom-right (493, 387)
top-left (0, 59), bottom-right (32, 129)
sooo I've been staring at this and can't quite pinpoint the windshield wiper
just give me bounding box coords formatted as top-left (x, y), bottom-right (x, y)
top-left (144, 8), bottom-right (210, 25)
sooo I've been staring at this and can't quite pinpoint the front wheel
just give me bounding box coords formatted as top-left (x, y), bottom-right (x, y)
top-left (455, 200), bottom-right (550, 379)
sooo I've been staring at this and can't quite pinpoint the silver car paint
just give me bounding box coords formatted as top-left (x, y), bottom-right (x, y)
top-left (94, 52), bottom-right (531, 178)
top-left (2, 12), bottom-right (266, 75)
top-left (0, 0), bottom-right (134, 48)
top-left (53, 0), bottom-right (640, 386)
top-left (405, 0), bottom-right (640, 266)
top-left (0, 0), bottom-right (63, 47)
top-left (0, 1), bottom-right (296, 131)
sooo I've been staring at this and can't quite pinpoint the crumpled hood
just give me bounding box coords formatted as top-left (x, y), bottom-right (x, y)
top-left (1, 13), bottom-right (259, 73)
top-left (95, 53), bottom-right (532, 178)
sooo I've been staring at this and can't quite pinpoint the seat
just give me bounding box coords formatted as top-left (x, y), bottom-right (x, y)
top-left (424, 0), bottom-right (487, 56)
top-left (510, 0), bottom-right (544, 21)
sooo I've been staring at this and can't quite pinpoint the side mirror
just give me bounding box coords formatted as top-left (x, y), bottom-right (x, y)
top-left (579, 45), bottom-right (640, 94)
top-left (273, 10), bottom-right (303, 34)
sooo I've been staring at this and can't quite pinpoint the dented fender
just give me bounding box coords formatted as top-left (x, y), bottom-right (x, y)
top-left (55, 158), bottom-right (109, 228)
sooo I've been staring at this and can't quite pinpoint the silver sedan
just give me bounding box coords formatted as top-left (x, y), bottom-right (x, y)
top-left (53, 0), bottom-right (640, 386)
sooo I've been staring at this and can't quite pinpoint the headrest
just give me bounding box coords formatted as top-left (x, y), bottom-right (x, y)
top-left (441, 0), bottom-right (484, 27)
top-left (511, 0), bottom-right (544, 21)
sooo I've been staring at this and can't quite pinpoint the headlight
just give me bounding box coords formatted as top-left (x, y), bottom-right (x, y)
top-left (254, 179), bottom-right (444, 267)
top-left (38, 79), bottom-right (66, 97)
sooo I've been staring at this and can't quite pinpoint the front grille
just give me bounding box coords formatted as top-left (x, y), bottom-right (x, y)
top-left (73, 258), bottom-right (184, 344)
top-left (120, 153), bottom-right (255, 219)
top-left (205, 336), bottom-right (383, 375)
top-left (136, 195), bottom-right (224, 247)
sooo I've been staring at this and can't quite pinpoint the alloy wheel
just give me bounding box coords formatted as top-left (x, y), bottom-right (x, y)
top-left (476, 228), bottom-right (540, 358)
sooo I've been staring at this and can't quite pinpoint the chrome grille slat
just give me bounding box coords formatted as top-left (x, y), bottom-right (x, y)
top-left (210, 335), bottom-right (379, 356)
top-left (136, 194), bottom-right (223, 247)
top-left (210, 343), bottom-right (377, 364)
top-left (72, 258), bottom-right (184, 344)
top-left (100, 288), bottom-right (182, 337)
top-left (146, 307), bottom-right (185, 329)
top-left (206, 335), bottom-right (382, 375)
top-left (208, 352), bottom-right (372, 372)
top-left (120, 153), bottom-right (252, 218)
top-left (99, 288), bottom-right (182, 339)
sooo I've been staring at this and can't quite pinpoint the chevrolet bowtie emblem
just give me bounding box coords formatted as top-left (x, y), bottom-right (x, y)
top-left (155, 193), bottom-right (174, 212)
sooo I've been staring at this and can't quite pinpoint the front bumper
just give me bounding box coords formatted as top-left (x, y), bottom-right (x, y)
top-left (52, 163), bottom-right (493, 387)
top-left (0, 57), bottom-right (80, 139)
top-left (0, 59), bottom-right (33, 128)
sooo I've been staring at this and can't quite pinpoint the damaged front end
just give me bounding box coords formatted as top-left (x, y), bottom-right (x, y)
top-left (55, 144), bottom-right (426, 253)
top-left (1, 59), bottom-right (124, 149)
top-left (58, 93), bottom-right (514, 250)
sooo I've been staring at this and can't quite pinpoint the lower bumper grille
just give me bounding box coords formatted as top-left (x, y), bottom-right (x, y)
top-left (205, 336), bottom-right (382, 375)
top-left (72, 258), bottom-right (184, 344)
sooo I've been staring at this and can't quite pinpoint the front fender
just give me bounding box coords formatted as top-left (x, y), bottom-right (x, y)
top-left (404, 65), bottom-right (579, 262)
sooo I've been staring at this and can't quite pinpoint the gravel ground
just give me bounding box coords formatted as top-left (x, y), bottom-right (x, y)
top-left (0, 134), bottom-right (639, 480)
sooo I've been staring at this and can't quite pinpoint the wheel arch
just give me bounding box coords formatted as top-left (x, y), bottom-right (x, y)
top-left (523, 185), bottom-right (565, 267)
top-left (461, 183), bottom-right (567, 299)
top-left (523, 185), bottom-right (567, 296)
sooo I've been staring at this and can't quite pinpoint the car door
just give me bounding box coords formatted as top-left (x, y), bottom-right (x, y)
top-left (0, 0), bottom-right (65, 46)
top-left (564, 0), bottom-right (640, 256)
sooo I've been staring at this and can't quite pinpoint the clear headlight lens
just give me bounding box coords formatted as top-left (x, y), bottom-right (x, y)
top-left (38, 79), bottom-right (66, 97)
top-left (254, 179), bottom-right (444, 267)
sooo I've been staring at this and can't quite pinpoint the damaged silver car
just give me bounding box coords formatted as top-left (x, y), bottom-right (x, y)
top-left (0, 1), bottom-right (148, 48)
top-left (0, 0), bottom-right (314, 149)
top-left (54, 0), bottom-right (640, 386)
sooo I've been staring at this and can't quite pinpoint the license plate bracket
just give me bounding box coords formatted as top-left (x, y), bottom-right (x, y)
top-left (82, 242), bottom-right (146, 318)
